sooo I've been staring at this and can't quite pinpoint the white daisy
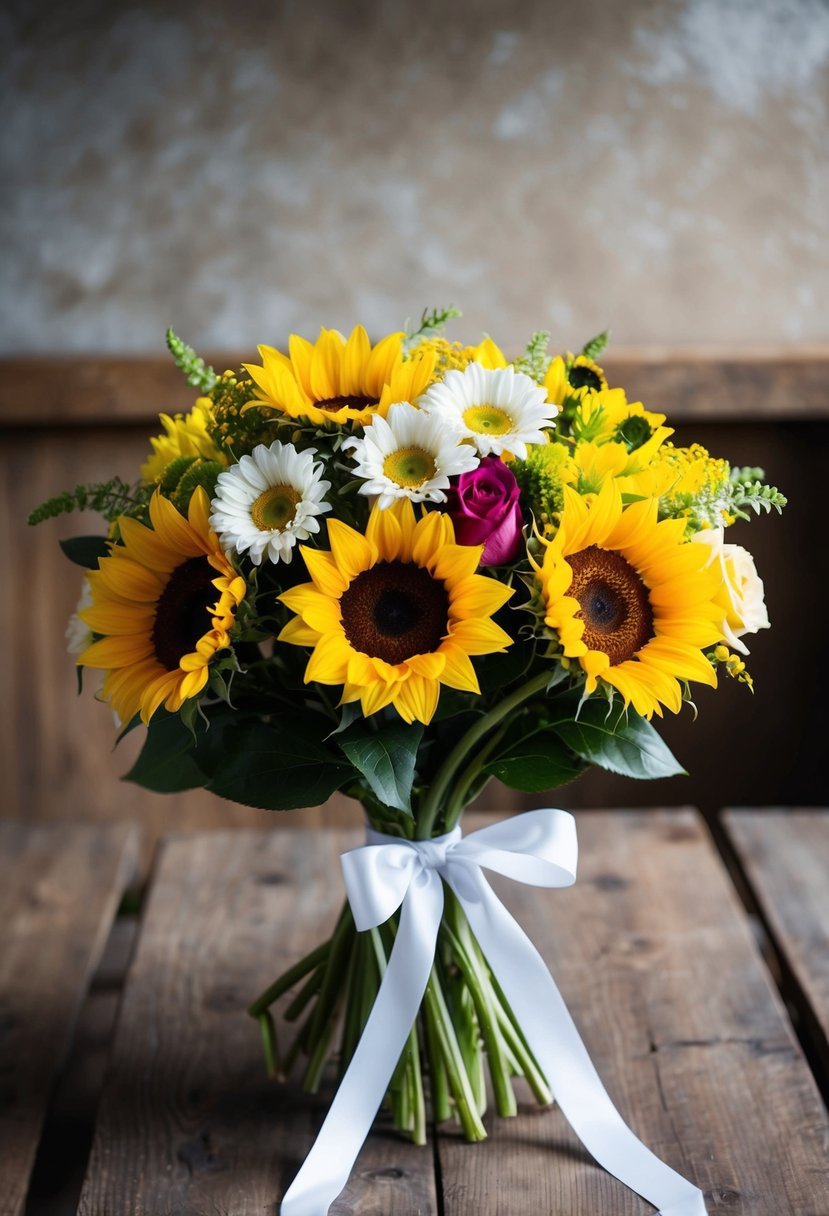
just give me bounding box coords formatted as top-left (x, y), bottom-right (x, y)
top-left (418, 362), bottom-right (557, 460)
top-left (342, 401), bottom-right (479, 510)
top-left (210, 441), bottom-right (331, 565)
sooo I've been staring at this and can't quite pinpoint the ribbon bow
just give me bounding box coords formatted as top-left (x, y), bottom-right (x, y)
top-left (281, 809), bottom-right (707, 1216)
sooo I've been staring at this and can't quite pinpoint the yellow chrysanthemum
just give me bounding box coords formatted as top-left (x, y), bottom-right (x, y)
top-left (243, 325), bottom-right (438, 428)
top-left (570, 440), bottom-right (676, 500)
top-left (278, 499), bottom-right (514, 724)
top-left (78, 489), bottom-right (246, 725)
top-left (536, 480), bottom-right (724, 718)
top-left (141, 398), bottom-right (226, 483)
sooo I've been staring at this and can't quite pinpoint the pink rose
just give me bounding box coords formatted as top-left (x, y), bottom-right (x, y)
top-left (446, 457), bottom-right (524, 566)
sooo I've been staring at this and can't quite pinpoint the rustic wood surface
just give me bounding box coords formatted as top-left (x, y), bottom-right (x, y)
top-left (722, 810), bottom-right (829, 1079)
top-left (2, 351), bottom-right (829, 427)
top-left (74, 813), bottom-right (829, 1214)
top-left (0, 822), bottom-right (139, 1216)
top-left (76, 829), bottom-right (440, 1216)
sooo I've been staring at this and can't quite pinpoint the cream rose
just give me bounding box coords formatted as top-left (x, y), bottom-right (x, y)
top-left (692, 528), bottom-right (770, 655)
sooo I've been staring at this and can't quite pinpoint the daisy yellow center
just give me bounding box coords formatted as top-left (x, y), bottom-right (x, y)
top-left (251, 485), bottom-right (301, 530)
top-left (463, 404), bottom-right (513, 435)
top-left (151, 557), bottom-right (218, 672)
top-left (567, 545), bottom-right (653, 665)
top-left (382, 446), bottom-right (437, 488)
top-left (340, 560), bottom-right (449, 664)
top-left (316, 395), bottom-right (380, 414)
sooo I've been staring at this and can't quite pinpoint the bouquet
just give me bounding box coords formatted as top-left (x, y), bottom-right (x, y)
top-left (31, 308), bottom-right (785, 1211)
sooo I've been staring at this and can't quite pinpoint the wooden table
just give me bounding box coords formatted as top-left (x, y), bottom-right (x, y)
top-left (3, 810), bottom-right (828, 1215)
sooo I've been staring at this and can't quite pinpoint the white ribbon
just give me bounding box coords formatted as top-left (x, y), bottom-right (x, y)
top-left (281, 809), bottom-right (707, 1216)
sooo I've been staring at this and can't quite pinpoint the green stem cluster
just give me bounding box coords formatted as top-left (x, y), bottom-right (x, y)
top-left (248, 890), bottom-right (550, 1142)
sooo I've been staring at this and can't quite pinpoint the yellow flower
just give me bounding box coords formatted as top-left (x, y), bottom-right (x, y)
top-left (278, 499), bottom-right (514, 724)
top-left (535, 480), bottom-right (724, 718)
top-left (141, 398), bottom-right (226, 483)
top-left (78, 489), bottom-right (246, 725)
top-left (243, 325), bottom-right (437, 428)
top-left (571, 388), bottom-right (671, 449)
top-left (570, 440), bottom-right (676, 500)
top-left (409, 336), bottom-right (508, 377)
top-left (543, 354), bottom-right (607, 405)
top-left (653, 443), bottom-right (733, 529)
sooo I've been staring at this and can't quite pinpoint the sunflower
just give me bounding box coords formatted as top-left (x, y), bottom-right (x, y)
top-left (243, 325), bottom-right (437, 428)
top-left (78, 489), bottom-right (246, 725)
top-left (544, 354), bottom-right (608, 405)
top-left (278, 499), bottom-right (514, 724)
top-left (536, 481), bottom-right (724, 717)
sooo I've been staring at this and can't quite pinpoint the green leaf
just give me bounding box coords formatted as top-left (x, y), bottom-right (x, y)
top-left (551, 700), bottom-right (686, 780)
top-left (122, 712), bottom-right (212, 793)
top-left (205, 718), bottom-right (351, 811)
top-left (581, 329), bottom-right (609, 361)
top-left (59, 536), bottom-right (110, 569)
top-left (338, 721), bottom-right (424, 814)
top-left (484, 730), bottom-right (584, 792)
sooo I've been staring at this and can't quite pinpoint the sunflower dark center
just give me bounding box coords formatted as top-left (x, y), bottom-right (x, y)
top-left (568, 545), bottom-right (653, 665)
top-left (151, 556), bottom-right (218, 671)
top-left (567, 365), bottom-right (602, 391)
top-left (315, 395), bottom-right (380, 414)
top-left (340, 560), bottom-right (449, 664)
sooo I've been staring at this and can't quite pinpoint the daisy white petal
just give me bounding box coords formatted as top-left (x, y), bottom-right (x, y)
top-left (343, 401), bottom-right (479, 510)
top-left (418, 363), bottom-right (557, 460)
top-left (209, 440), bottom-right (331, 566)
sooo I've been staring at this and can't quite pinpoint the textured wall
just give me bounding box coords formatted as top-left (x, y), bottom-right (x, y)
top-left (3, 0), bottom-right (828, 354)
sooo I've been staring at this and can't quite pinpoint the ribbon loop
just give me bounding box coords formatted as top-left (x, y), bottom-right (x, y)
top-left (281, 810), bottom-right (708, 1216)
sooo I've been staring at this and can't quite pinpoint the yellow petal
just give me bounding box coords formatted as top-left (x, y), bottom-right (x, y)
top-left (327, 518), bottom-right (375, 582)
top-left (300, 550), bottom-right (347, 598)
top-left (278, 616), bottom-right (321, 647)
top-left (438, 645), bottom-right (480, 694)
top-left (305, 633), bottom-right (349, 685)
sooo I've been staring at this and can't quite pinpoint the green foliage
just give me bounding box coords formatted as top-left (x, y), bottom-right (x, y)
top-left (171, 459), bottom-right (225, 512)
top-left (208, 369), bottom-right (273, 457)
top-left (123, 711), bottom-right (216, 793)
top-left (28, 478), bottom-right (152, 526)
top-left (581, 329), bottom-right (610, 361)
top-left (551, 699), bottom-right (686, 780)
top-left (727, 467), bottom-right (787, 520)
top-left (513, 331), bottom-right (551, 383)
top-left (166, 327), bottom-right (217, 392)
top-left (403, 305), bottom-right (462, 353)
top-left (337, 720), bottom-right (424, 814)
top-left (484, 726), bottom-right (584, 792)
top-left (59, 536), bottom-right (110, 569)
top-left (203, 716), bottom-right (351, 810)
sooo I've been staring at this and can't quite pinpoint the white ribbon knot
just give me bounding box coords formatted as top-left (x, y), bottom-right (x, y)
top-left (281, 809), bottom-right (708, 1216)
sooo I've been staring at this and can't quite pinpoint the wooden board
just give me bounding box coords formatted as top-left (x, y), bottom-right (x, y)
top-left (722, 809), bottom-right (829, 1077)
top-left (76, 828), bottom-right (439, 1215)
top-left (434, 810), bottom-right (829, 1214)
top-left (78, 813), bottom-right (829, 1214)
top-left (0, 821), bottom-right (139, 1216)
top-left (2, 350), bottom-right (829, 427)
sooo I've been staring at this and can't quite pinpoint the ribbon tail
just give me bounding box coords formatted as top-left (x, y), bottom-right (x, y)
top-left (280, 873), bottom-right (444, 1216)
top-left (451, 867), bottom-right (708, 1216)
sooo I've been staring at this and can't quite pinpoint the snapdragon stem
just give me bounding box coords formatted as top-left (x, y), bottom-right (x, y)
top-left (417, 671), bottom-right (550, 840)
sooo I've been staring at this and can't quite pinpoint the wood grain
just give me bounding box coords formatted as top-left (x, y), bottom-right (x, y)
top-left (76, 828), bottom-right (439, 1215)
top-left (435, 810), bottom-right (829, 1214)
top-left (722, 809), bottom-right (829, 1078)
top-left (0, 821), bottom-right (139, 1216)
top-left (2, 350), bottom-right (829, 427)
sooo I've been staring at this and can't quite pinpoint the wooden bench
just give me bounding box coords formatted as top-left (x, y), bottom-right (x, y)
top-left (3, 810), bottom-right (828, 1214)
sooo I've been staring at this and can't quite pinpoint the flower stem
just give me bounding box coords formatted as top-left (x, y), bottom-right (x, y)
top-left (422, 965), bottom-right (487, 1141)
top-left (247, 940), bottom-right (330, 1017)
top-left (417, 670), bottom-right (550, 839)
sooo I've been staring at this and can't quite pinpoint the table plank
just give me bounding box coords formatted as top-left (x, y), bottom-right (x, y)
top-left (722, 809), bottom-right (829, 1077)
top-left (436, 810), bottom-right (829, 1214)
top-left (77, 829), bottom-right (439, 1216)
top-left (0, 821), bottom-right (139, 1216)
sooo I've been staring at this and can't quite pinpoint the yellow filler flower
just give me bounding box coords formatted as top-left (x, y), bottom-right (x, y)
top-left (243, 325), bottom-right (437, 428)
top-left (536, 480), bottom-right (724, 717)
top-left (278, 499), bottom-right (513, 724)
top-left (78, 489), bottom-right (246, 724)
